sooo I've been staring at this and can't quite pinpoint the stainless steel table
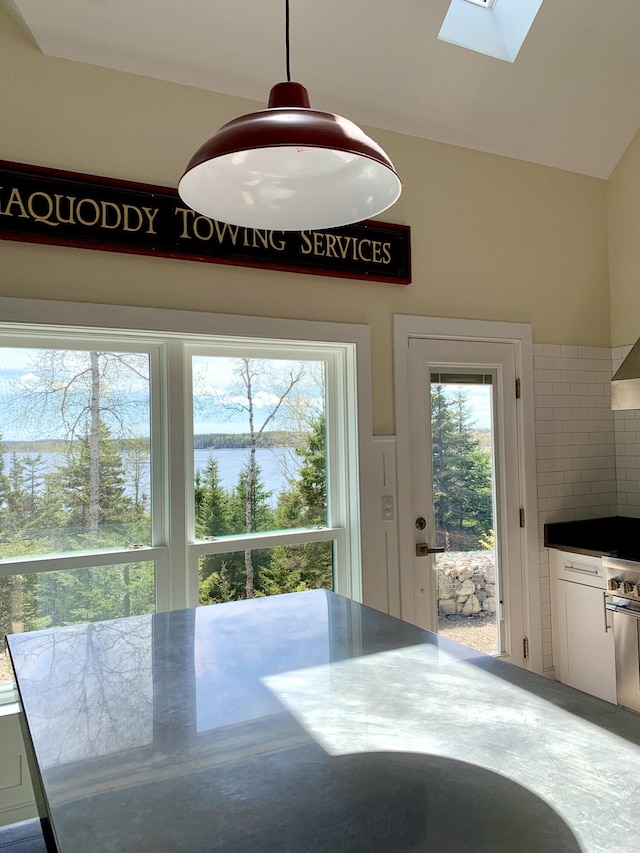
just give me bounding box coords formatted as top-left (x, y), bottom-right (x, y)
top-left (8, 590), bottom-right (640, 852)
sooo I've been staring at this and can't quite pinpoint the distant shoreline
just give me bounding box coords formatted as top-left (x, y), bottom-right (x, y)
top-left (2, 431), bottom-right (306, 453)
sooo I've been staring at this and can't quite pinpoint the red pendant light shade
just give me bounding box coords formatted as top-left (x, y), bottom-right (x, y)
top-left (178, 82), bottom-right (402, 231)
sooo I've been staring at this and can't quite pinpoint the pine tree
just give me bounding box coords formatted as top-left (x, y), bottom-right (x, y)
top-left (196, 456), bottom-right (228, 540)
top-left (226, 461), bottom-right (274, 534)
top-left (293, 411), bottom-right (327, 526)
top-left (431, 385), bottom-right (493, 551)
top-left (48, 423), bottom-right (134, 548)
top-left (196, 455), bottom-right (234, 597)
top-left (199, 560), bottom-right (237, 605)
top-left (267, 413), bottom-right (332, 594)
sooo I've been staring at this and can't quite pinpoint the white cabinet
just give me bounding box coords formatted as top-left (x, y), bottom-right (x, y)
top-left (551, 550), bottom-right (617, 704)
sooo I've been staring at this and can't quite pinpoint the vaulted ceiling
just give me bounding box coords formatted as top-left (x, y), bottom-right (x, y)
top-left (3, 0), bottom-right (640, 178)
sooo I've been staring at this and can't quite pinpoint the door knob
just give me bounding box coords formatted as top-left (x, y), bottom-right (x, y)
top-left (416, 543), bottom-right (445, 557)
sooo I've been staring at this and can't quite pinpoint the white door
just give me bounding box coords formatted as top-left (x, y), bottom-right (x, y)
top-left (408, 337), bottom-right (525, 664)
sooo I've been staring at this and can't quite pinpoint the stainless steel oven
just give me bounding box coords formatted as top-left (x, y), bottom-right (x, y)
top-left (604, 556), bottom-right (640, 714)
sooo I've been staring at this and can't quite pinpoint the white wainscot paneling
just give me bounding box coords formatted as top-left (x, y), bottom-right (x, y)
top-left (371, 437), bottom-right (400, 618)
top-left (0, 708), bottom-right (36, 826)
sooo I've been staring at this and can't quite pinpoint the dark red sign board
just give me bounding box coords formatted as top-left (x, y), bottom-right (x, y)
top-left (0, 161), bottom-right (411, 285)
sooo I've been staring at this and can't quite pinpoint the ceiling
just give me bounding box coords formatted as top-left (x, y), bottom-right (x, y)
top-left (4, 0), bottom-right (640, 179)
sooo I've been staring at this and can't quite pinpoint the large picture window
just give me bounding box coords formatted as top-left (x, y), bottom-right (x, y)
top-left (0, 310), bottom-right (368, 695)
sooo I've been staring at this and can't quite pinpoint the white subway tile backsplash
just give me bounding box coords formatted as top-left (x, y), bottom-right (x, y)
top-left (578, 346), bottom-right (595, 358)
top-left (573, 482), bottom-right (592, 495)
top-left (533, 355), bottom-right (555, 369)
top-left (560, 345), bottom-right (578, 358)
top-left (536, 433), bottom-right (554, 446)
top-left (533, 341), bottom-right (620, 673)
top-left (561, 370), bottom-right (580, 382)
top-left (582, 494), bottom-right (600, 506)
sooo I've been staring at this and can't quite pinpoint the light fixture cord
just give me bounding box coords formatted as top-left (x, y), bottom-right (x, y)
top-left (285, 0), bottom-right (291, 82)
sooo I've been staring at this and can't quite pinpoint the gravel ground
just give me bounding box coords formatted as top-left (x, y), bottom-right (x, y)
top-left (438, 615), bottom-right (498, 654)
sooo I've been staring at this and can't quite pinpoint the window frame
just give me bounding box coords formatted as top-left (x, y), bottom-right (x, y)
top-left (0, 298), bottom-right (374, 637)
top-left (183, 339), bottom-right (359, 603)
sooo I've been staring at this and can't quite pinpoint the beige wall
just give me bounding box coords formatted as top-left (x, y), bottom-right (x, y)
top-left (608, 129), bottom-right (640, 347)
top-left (0, 9), bottom-right (611, 434)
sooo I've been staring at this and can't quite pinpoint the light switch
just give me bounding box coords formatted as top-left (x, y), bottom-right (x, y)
top-left (382, 495), bottom-right (394, 521)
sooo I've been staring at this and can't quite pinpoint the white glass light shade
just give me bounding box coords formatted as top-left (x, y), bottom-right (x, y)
top-left (178, 83), bottom-right (402, 231)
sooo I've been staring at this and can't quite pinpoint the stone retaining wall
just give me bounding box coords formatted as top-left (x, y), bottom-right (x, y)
top-left (436, 551), bottom-right (496, 617)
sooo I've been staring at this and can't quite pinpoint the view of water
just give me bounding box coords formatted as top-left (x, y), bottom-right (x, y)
top-left (2, 446), bottom-right (301, 506)
top-left (194, 447), bottom-right (301, 503)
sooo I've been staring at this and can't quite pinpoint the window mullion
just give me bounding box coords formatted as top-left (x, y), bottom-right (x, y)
top-left (165, 339), bottom-right (191, 610)
top-left (149, 343), bottom-right (170, 611)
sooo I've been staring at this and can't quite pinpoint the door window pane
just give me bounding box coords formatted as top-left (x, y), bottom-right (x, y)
top-left (198, 542), bottom-right (334, 605)
top-left (0, 561), bottom-right (156, 684)
top-left (192, 356), bottom-right (328, 539)
top-left (431, 378), bottom-right (499, 655)
top-left (0, 347), bottom-right (152, 558)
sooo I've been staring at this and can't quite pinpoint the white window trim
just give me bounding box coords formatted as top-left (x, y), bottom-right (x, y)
top-left (393, 314), bottom-right (542, 673)
top-left (0, 296), bottom-right (375, 614)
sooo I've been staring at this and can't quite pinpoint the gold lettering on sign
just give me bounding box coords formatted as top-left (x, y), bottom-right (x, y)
top-left (269, 231), bottom-right (286, 251)
top-left (300, 231), bottom-right (313, 255)
top-left (297, 230), bottom-right (393, 265)
top-left (324, 233), bottom-right (338, 258)
top-left (214, 220), bottom-right (240, 244)
top-left (252, 230), bottom-right (269, 250)
top-left (54, 195), bottom-right (76, 225)
top-left (0, 187), bottom-right (29, 218)
top-left (358, 239), bottom-right (372, 262)
top-left (174, 211), bottom-right (288, 252)
top-left (175, 207), bottom-right (193, 239)
top-left (100, 201), bottom-right (122, 230)
top-left (27, 192), bottom-right (57, 227)
top-left (142, 207), bottom-right (159, 235)
top-left (76, 198), bottom-right (101, 227)
top-left (122, 204), bottom-right (143, 232)
top-left (193, 215), bottom-right (214, 241)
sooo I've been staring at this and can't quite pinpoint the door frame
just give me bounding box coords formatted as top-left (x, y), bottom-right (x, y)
top-left (393, 315), bottom-right (542, 672)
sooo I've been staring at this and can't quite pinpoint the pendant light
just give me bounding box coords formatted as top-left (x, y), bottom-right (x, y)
top-left (178, 1), bottom-right (402, 231)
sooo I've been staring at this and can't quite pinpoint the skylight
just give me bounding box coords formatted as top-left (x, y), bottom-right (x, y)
top-left (438, 0), bottom-right (544, 63)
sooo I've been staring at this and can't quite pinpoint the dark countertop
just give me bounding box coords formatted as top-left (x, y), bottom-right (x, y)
top-left (8, 590), bottom-right (640, 852)
top-left (544, 515), bottom-right (640, 559)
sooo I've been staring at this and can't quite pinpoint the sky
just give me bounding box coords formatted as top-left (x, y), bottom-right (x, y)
top-left (0, 348), bottom-right (326, 441)
top-left (0, 347), bottom-right (490, 442)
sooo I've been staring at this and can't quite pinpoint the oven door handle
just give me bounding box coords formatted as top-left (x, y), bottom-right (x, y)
top-left (603, 591), bottom-right (611, 633)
